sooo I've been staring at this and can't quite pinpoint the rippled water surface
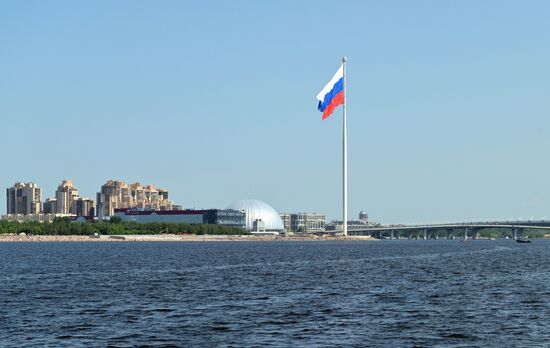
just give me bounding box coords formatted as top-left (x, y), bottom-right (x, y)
top-left (0, 240), bottom-right (548, 347)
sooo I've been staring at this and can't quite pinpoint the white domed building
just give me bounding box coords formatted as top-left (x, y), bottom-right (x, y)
top-left (227, 199), bottom-right (284, 233)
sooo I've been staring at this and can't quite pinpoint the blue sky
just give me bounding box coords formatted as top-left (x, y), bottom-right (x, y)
top-left (1, 1), bottom-right (549, 223)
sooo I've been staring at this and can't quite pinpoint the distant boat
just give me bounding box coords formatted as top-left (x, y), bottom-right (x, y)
top-left (516, 238), bottom-right (532, 243)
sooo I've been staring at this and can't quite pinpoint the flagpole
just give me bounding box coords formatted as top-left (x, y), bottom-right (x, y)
top-left (342, 56), bottom-right (348, 237)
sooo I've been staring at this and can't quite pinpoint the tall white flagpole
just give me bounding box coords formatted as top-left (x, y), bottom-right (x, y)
top-left (342, 56), bottom-right (348, 236)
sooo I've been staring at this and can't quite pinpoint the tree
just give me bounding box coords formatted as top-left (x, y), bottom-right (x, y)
top-left (109, 216), bottom-right (122, 224)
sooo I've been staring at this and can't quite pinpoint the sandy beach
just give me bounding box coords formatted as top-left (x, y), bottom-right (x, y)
top-left (0, 234), bottom-right (377, 242)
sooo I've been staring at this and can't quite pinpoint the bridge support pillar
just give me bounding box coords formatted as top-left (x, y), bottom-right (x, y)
top-left (513, 227), bottom-right (522, 240)
top-left (464, 227), bottom-right (469, 240)
top-left (423, 228), bottom-right (427, 240)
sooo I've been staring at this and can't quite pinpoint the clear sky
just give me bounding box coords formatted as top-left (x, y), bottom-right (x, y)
top-left (1, 0), bottom-right (549, 223)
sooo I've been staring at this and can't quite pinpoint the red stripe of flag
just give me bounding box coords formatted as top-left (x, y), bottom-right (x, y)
top-left (322, 90), bottom-right (344, 120)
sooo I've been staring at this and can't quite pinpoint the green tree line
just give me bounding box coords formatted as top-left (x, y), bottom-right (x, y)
top-left (0, 218), bottom-right (248, 236)
top-left (476, 228), bottom-right (547, 239)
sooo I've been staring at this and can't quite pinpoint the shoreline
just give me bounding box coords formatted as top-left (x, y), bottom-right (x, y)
top-left (2, 234), bottom-right (547, 243)
top-left (0, 234), bottom-right (378, 242)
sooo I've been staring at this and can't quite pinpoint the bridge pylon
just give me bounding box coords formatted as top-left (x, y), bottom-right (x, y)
top-left (512, 227), bottom-right (522, 240)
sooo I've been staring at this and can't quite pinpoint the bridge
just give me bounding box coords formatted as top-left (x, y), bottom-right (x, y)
top-left (331, 220), bottom-right (550, 239)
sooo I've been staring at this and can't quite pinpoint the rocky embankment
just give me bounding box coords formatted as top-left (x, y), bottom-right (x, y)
top-left (0, 233), bottom-right (377, 242)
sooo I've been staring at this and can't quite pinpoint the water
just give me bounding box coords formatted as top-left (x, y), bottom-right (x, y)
top-left (0, 240), bottom-right (548, 347)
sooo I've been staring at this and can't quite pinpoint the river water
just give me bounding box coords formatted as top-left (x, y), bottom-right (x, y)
top-left (0, 240), bottom-right (548, 347)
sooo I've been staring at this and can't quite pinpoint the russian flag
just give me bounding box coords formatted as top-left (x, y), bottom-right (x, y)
top-left (316, 64), bottom-right (344, 120)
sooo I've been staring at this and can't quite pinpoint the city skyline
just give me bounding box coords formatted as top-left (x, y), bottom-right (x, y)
top-left (2, 1), bottom-right (550, 223)
top-left (2, 177), bottom-right (326, 212)
top-left (4, 178), bottom-right (177, 215)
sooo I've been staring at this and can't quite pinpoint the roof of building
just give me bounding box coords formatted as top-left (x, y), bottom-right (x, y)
top-left (114, 208), bottom-right (204, 215)
top-left (226, 199), bottom-right (284, 231)
top-left (113, 208), bottom-right (245, 216)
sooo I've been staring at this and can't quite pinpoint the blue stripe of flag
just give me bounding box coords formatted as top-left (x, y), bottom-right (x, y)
top-left (318, 77), bottom-right (344, 112)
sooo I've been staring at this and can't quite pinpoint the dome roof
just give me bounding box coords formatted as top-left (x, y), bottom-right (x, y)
top-left (227, 199), bottom-right (284, 231)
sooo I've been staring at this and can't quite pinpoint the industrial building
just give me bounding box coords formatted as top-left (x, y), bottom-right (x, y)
top-left (113, 208), bottom-right (246, 229)
top-left (325, 211), bottom-right (372, 231)
top-left (280, 212), bottom-right (326, 232)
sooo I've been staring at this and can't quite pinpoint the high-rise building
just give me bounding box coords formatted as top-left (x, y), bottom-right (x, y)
top-left (54, 180), bottom-right (79, 215)
top-left (96, 180), bottom-right (174, 219)
top-left (127, 183), bottom-right (172, 210)
top-left (6, 182), bottom-right (42, 215)
top-left (76, 197), bottom-right (94, 217)
top-left (96, 180), bottom-right (125, 219)
top-left (43, 198), bottom-right (57, 214)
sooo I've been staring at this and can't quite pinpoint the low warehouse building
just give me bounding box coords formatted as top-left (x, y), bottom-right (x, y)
top-left (113, 208), bottom-right (245, 229)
